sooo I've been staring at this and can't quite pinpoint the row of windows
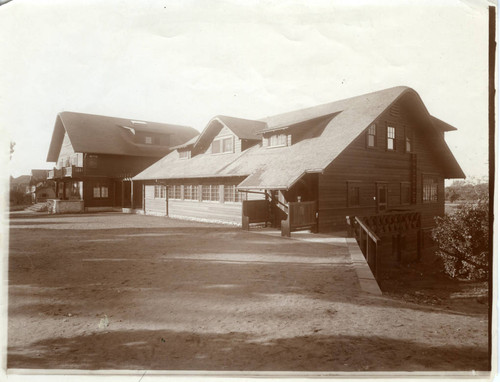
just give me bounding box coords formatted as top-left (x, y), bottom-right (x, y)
top-left (153, 184), bottom-right (243, 203)
top-left (347, 178), bottom-right (437, 208)
top-left (366, 123), bottom-right (412, 153)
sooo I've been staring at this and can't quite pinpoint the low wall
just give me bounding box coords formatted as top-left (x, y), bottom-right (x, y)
top-left (48, 199), bottom-right (84, 214)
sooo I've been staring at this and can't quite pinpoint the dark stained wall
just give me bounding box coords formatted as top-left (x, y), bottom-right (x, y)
top-left (317, 99), bottom-right (445, 232)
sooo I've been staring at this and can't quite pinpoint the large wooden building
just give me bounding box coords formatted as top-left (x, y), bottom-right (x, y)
top-left (133, 87), bottom-right (464, 233)
top-left (46, 111), bottom-right (198, 213)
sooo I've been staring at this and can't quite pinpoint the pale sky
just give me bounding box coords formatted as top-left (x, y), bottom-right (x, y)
top-left (0, 0), bottom-right (490, 181)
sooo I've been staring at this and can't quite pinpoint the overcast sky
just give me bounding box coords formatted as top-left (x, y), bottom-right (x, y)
top-left (0, 0), bottom-right (490, 182)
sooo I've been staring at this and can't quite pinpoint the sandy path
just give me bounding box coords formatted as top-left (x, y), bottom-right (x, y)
top-left (7, 212), bottom-right (489, 371)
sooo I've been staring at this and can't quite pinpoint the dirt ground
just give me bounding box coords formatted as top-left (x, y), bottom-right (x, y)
top-left (7, 212), bottom-right (489, 372)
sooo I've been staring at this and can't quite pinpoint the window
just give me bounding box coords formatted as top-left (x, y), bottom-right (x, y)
top-left (387, 126), bottom-right (395, 150)
top-left (154, 185), bottom-right (166, 198)
top-left (168, 185), bottom-right (181, 199)
top-left (184, 185), bottom-right (199, 200)
top-left (401, 182), bottom-right (411, 205)
top-left (347, 181), bottom-right (361, 207)
top-left (179, 150), bottom-right (190, 159)
top-left (202, 185), bottom-right (219, 202)
top-left (423, 176), bottom-right (438, 203)
top-left (211, 136), bottom-right (233, 154)
top-left (268, 133), bottom-right (287, 147)
top-left (406, 136), bottom-right (412, 152)
top-left (366, 124), bottom-right (376, 147)
top-left (87, 154), bottom-right (98, 168)
top-left (93, 183), bottom-right (108, 198)
top-left (145, 136), bottom-right (153, 144)
top-left (224, 185), bottom-right (242, 203)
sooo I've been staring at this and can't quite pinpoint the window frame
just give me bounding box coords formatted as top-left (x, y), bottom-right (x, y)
top-left (405, 127), bottom-right (412, 153)
top-left (179, 150), bottom-right (190, 159)
top-left (387, 126), bottom-right (396, 151)
top-left (347, 180), bottom-right (361, 208)
top-left (366, 123), bottom-right (377, 148)
top-left (211, 135), bottom-right (234, 154)
top-left (154, 184), bottom-right (166, 199)
top-left (223, 185), bottom-right (242, 203)
top-left (92, 182), bottom-right (109, 199)
top-left (422, 175), bottom-right (439, 204)
top-left (267, 133), bottom-right (288, 148)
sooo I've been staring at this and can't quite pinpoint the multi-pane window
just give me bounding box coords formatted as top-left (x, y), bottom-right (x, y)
top-left (210, 185), bottom-right (219, 201)
top-left (202, 185), bottom-right (211, 201)
top-left (366, 124), bottom-right (376, 147)
top-left (93, 183), bottom-right (108, 198)
top-left (168, 185), bottom-right (181, 199)
top-left (211, 137), bottom-right (234, 154)
top-left (154, 185), bottom-right (166, 198)
top-left (387, 126), bottom-right (396, 150)
top-left (184, 185), bottom-right (199, 200)
top-left (268, 133), bottom-right (287, 147)
top-left (423, 176), bottom-right (438, 203)
top-left (145, 136), bottom-right (153, 144)
top-left (202, 185), bottom-right (220, 201)
top-left (223, 185), bottom-right (242, 203)
top-left (179, 150), bottom-right (190, 159)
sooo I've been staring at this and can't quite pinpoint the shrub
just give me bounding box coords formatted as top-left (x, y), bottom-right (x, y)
top-left (432, 197), bottom-right (489, 280)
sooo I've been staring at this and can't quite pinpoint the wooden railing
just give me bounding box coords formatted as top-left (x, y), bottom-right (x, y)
top-left (63, 166), bottom-right (84, 177)
top-left (242, 200), bottom-right (270, 230)
top-left (349, 211), bottom-right (423, 282)
top-left (281, 201), bottom-right (318, 237)
top-left (351, 216), bottom-right (382, 280)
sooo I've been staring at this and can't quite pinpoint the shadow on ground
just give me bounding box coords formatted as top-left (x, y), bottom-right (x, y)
top-left (8, 329), bottom-right (489, 371)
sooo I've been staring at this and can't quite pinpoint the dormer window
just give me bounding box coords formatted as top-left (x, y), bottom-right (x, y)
top-left (267, 133), bottom-right (287, 148)
top-left (211, 136), bottom-right (234, 154)
top-left (179, 150), bottom-right (190, 159)
top-left (145, 136), bottom-right (153, 144)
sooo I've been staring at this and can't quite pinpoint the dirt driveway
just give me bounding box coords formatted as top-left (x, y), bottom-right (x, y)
top-left (7, 212), bottom-right (489, 372)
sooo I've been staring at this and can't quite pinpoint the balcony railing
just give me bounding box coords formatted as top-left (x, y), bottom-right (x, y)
top-left (63, 166), bottom-right (84, 178)
top-left (47, 166), bottom-right (83, 179)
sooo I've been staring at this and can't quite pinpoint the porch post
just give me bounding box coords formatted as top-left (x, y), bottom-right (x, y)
top-left (130, 180), bottom-right (134, 210)
top-left (121, 180), bottom-right (125, 209)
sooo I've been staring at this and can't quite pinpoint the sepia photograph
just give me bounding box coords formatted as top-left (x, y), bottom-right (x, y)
top-left (0, 0), bottom-right (494, 381)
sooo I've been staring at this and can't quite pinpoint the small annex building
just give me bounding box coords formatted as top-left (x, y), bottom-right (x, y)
top-left (46, 111), bottom-right (198, 213)
top-left (133, 86), bottom-right (464, 235)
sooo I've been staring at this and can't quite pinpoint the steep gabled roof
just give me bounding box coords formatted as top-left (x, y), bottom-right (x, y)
top-left (134, 86), bottom-right (465, 185)
top-left (214, 115), bottom-right (267, 140)
top-left (46, 112), bottom-right (199, 162)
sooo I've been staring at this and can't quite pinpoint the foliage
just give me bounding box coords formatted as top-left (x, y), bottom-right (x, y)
top-left (432, 196), bottom-right (489, 280)
top-left (445, 180), bottom-right (488, 202)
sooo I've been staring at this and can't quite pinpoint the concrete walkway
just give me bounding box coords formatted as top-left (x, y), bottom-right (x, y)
top-left (251, 227), bottom-right (382, 295)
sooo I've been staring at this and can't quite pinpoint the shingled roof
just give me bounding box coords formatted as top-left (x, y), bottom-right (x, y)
top-left (46, 112), bottom-right (199, 162)
top-left (134, 86), bottom-right (465, 187)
